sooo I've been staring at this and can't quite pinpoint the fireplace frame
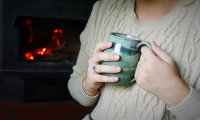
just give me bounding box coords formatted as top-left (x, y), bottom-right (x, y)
top-left (0, 0), bottom-right (97, 77)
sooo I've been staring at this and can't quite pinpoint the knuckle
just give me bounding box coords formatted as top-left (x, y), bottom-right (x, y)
top-left (100, 53), bottom-right (111, 61)
top-left (103, 53), bottom-right (112, 61)
top-left (94, 42), bottom-right (104, 52)
top-left (88, 66), bottom-right (94, 74)
top-left (95, 65), bottom-right (101, 73)
top-left (94, 45), bottom-right (99, 52)
top-left (95, 54), bottom-right (101, 61)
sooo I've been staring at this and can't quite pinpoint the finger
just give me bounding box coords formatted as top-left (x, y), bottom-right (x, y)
top-left (95, 65), bottom-right (121, 73)
top-left (141, 46), bottom-right (157, 60)
top-left (93, 74), bottom-right (119, 83)
top-left (152, 41), bottom-right (174, 65)
top-left (94, 42), bottom-right (112, 53)
top-left (93, 52), bottom-right (120, 63)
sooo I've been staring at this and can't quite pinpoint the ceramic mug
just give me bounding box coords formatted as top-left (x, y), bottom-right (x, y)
top-left (101, 32), bottom-right (151, 86)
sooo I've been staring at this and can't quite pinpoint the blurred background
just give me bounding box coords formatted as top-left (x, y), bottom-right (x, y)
top-left (0, 0), bottom-right (97, 119)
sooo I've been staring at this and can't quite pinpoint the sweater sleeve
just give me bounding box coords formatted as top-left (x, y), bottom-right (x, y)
top-left (67, 1), bottom-right (101, 107)
top-left (167, 4), bottom-right (200, 119)
top-left (167, 86), bottom-right (200, 120)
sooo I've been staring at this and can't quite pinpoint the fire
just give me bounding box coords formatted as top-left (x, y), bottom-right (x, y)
top-left (33, 47), bottom-right (52, 56)
top-left (25, 52), bottom-right (35, 60)
top-left (52, 28), bottom-right (63, 47)
top-left (23, 23), bottom-right (63, 60)
top-left (24, 47), bottom-right (53, 60)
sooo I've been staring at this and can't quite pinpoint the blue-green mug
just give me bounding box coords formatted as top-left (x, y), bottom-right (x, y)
top-left (102, 32), bottom-right (151, 86)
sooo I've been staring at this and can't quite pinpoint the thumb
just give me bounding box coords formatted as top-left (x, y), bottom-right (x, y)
top-left (152, 41), bottom-right (174, 65)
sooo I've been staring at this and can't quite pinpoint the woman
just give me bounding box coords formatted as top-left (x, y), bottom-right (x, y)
top-left (68, 0), bottom-right (200, 119)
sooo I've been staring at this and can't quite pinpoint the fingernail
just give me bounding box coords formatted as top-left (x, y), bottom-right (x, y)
top-left (141, 47), bottom-right (146, 53)
top-left (114, 55), bottom-right (119, 60)
top-left (116, 67), bottom-right (121, 72)
top-left (107, 42), bottom-right (112, 46)
top-left (114, 77), bottom-right (118, 81)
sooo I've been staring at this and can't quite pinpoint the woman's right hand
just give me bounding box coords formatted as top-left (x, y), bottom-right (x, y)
top-left (83, 41), bottom-right (121, 96)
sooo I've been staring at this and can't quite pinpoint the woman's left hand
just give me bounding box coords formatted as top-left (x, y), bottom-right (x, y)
top-left (135, 41), bottom-right (190, 107)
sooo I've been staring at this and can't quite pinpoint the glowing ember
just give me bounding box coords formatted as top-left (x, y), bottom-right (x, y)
top-left (33, 47), bottom-right (52, 56)
top-left (25, 52), bottom-right (35, 60)
top-left (53, 29), bottom-right (63, 35)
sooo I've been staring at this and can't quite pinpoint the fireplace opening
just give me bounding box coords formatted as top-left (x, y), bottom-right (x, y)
top-left (16, 16), bottom-right (84, 62)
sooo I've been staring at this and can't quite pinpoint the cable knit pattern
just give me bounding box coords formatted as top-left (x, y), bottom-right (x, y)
top-left (68, 0), bottom-right (200, 120)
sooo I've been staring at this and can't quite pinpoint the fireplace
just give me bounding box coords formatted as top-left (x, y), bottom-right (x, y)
top-left (13, 16), bottom-right (84, 72)
top-left (0, 0), bottom-right (97, 102)
top-left (1, 0), bottom-right (97, 74)
top-left (16, 16), bottom-right (82, 62)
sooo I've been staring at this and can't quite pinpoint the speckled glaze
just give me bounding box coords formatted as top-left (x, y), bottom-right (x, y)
top-left (102, 33), bottom-right (150, 86)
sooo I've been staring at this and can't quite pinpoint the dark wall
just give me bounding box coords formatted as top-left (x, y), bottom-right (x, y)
top-left (0, 0), bottom-right (2, 69)
top-left (3, 0), bottom-right (97, 20)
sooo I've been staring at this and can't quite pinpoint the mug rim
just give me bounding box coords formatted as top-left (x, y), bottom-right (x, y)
top-left (110, 32), bottom-right (141, 41)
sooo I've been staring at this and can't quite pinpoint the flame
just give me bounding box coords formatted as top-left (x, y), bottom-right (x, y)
top-left (24, 47), bottom-right (52, 60)
top-left (25, 52), bottom-right (35, 60)
top-left (34, 47), bottom-right (52, 56)
top-left (52, 29), bottom-right (63, 47)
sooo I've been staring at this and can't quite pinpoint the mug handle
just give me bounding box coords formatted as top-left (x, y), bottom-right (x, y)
top-left (130, 78), bottom-right (136, 83)
top-left (129, 41), bottom-right (151, 83)
top-left (136, 41), bottom-right (151, 53)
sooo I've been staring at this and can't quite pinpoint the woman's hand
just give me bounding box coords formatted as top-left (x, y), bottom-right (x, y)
top-left (83, 42), bottom-right (121, 96)
top-left (135, 42), bottom-right (190, 107)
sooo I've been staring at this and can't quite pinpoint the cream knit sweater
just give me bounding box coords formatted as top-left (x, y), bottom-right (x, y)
top-left (68, 0), bottom-right (200, 120)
